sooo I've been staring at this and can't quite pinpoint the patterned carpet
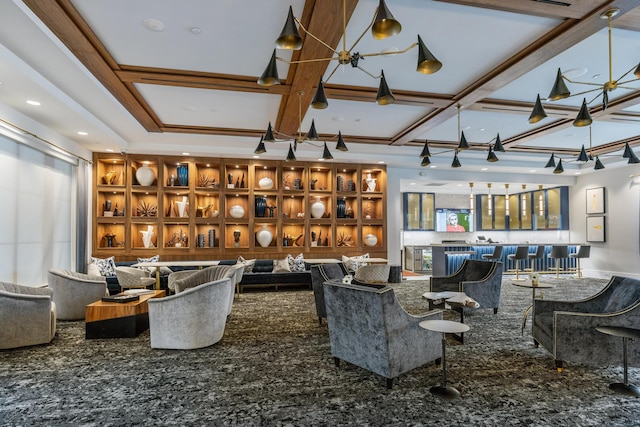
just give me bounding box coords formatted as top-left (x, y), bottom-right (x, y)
top-left (1, 276), bottom-right (639, 426)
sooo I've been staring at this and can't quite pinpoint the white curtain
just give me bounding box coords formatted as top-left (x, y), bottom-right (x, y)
top-left (0, 135), bottom-right (76, 286)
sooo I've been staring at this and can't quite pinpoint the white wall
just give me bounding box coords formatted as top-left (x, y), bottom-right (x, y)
top-left (387, 165), bottom-right (640, 278)
top-left (571, 165), bottom-right (640, 278)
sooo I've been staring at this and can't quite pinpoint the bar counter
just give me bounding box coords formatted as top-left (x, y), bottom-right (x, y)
top-left (405, 243), bottom-right (581, 276)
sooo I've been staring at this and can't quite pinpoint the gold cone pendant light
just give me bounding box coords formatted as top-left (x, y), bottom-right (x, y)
top-left (573, 99), bottom-right (593, 127)
top-left (528, 94), bottom-right (547, 124)
top-left (259, 0), bottom-right (442, 111)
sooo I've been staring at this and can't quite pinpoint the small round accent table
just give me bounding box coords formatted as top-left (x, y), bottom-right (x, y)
top-left (511, 280), bottom-right (555, 335)
top-left (595, 326), bottom-right (640, 397)
top-left (419, 319), bottom-right (470, 400)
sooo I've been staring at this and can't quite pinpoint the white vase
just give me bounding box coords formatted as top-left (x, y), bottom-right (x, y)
top-left (176, 196), bottom-right (188, 217)
top-left (365, 173), bottom-right (377, 192)
top-left (258, 177), bottom-right (274, 190)
top-left (311, 198), bottom-right (325, 219)
top-left (256, 225), bottom-right (273, 248)
top-left (364, 233), bottom-right (378, 247)
top-left (140, 225), bottom-right (154, 248)
top-left (230, 205), bottom-right (245, 218)
top-left (136, 165), bottom-right (155, 186)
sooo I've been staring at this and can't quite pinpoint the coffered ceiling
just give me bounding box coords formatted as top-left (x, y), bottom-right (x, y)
top-left (1, 0), bottom-right (639, 180)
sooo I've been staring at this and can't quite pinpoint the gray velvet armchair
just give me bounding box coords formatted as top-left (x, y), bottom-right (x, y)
top-left (170, 265), bottom-right (237, 315)
top-left (430, 259), bottom-right (503, 314)
top-left (310, 263), bottom-right (348, 325)
top-left (148, 278), bottom-right (234, 350)
top-left (48, 269), bottom-right (108, 320)
top-left (0, 282), bottom-right (57, 349)
top-left (323, 281), bottom-right (443, 389)
top-left (533, 275), bottom-right (640, 371)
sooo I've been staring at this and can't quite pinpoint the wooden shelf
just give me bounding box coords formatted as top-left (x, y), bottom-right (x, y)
top-left (92, 154), bottom-right (387, 261)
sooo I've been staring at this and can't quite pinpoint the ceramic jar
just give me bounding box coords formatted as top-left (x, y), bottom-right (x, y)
top-left (258, 176), bottom-right (274, 190)
top-left (229, 205), bottom-right (245, 218)
top-left (256, 225), bottom-right (273, 248)
top-left (310, 198), bottom-right (326, 219)
top-left (363, 233), bottom-right (378, 247)
top-left (136, 165), bottom-right (155, 186)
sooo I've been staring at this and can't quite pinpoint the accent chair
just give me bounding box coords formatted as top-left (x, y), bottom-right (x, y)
top-left (48, 269), bottom-right (108, 320)
top-left (323, 281), bottom-right (443, 389)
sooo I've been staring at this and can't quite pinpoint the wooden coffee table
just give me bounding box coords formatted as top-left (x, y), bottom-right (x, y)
top-left (85, 290), bottom-right (165, 339)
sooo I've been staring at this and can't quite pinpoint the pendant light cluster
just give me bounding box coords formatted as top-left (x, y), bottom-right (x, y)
top-left (542, 126), bottom-right (638, 174)
top-left (528, 8), bottom-right (640, 128)
top-left (258, 0), bottom-right (442, 108)
top-left (254, 91), bottom-right (348, 162)
top-left (419, 106), bottom-right (505, 168)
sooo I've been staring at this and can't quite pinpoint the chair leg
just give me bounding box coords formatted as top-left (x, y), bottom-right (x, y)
top-left (333, 357), bottom-right (340, 367)
top-left (318, 317), bottom-right (323, 326)
top-left (555, 360), bottom-right (563, 372)
top-left (493, 308), bottom-right (498, 314)
top-left (386, 378), bottom-right (393, 389)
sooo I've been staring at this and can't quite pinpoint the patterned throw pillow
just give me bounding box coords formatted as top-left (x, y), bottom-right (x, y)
top-left (287, 253), bottom-right (306, 272)
top-left (237, 256), bottom-right (256, 273)
top-left (89, 256), bottom-right (117, 276)
top-left (137, 255), bottom-right (173, 277)
top-left (354, 265), bottom-right (390, 284)
top-left (272, 257), bottom-right (291, 273)
top-left (341, 253), bottom-right (370, 272)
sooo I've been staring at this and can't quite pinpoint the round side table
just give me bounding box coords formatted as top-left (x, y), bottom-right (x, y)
top-left (419, 319), bottom-right (470, 400)
top-left (595, 326), bottom-right (640, 397)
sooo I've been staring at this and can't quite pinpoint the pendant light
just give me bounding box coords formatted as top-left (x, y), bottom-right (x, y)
top-left (253, 136), bottom-right (266, 155)
top-left (577, 145), bottom-right (589, 162)
top-left (311, 79), bottom-right (329, 110)
top-left (553, 158), bottom-right (564, 174)
top-left (451, 151), bottom-right (462, 168)
top-left (573, 98), bottom-right (593, 127)
top-left (321, 142), bottom-right (333, 160)
top-left (494, 133), bottom-right (505, 152)
top-left (420, 140), bottom-right (431, 158)
top-left (528, 94), bottom-right (547, 124)
top-left (548, 68), bottom-right (570, 101)
top-left (275, 6), bottom-right (302, 50)
top-left (457, 106), bottom-right (469, 150)
top-left (505, 184), bottom-right (510, 217)
top-left (257, 50), bottom-right (280, 86)
top-left (335, 131), bottom-right (348, 152)
top-left (376, 70), bottom-right (396, 105)
top-left (416, 35), bottom-right (442, 74)
top-left (285, 143), bottom-right (297, 162)
top-left (487, 145), bottom-right (499, 162)
top-left (544, 153), bottom-right (556, 168)
top-left (420, 156), bottom-right (431, 167)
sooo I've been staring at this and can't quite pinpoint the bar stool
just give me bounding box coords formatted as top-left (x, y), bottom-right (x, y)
top-left (481, 245), bottom-right (503, 262)
top-left (569, 245), bottom-right (591, 278)
top-left (526, 245), bottom-right (545, 272)
top-left (507, 246), bottom-right (529, 280)
top-left (548, 245), bottom-right (569, 278)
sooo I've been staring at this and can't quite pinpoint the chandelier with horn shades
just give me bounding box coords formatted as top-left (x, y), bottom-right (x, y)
top-left (257, 0), bottom-right (442, 107)
top-left (528, 7), bottom-right (640, 127)
top-left (254, 91), bottom-right (348, 162)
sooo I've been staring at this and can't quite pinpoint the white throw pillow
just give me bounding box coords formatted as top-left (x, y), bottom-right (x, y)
top-left (272, 257), bottom-right (291, 273)
top-left (137, 255), bottom-right (173, 276)
top-left (87, 263), bottom-right (101, 277)
top-left (341, 253), bottom-right (370, 272)
top-left (237, 256), bottom-right (256, 273)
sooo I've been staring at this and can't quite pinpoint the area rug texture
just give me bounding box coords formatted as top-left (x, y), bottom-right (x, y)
top-left (1, 276), bottom-right (639, 426)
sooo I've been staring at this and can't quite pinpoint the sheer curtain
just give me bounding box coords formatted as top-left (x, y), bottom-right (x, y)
top-left (0, 134), bottom-right (84, 286)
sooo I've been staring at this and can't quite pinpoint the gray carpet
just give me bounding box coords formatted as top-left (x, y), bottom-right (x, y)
top-left (1, 276), bottom-right (640, 426)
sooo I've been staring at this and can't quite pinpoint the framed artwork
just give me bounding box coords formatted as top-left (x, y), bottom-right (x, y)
top-left (586, 215), bottom-right (605, 242)
top-left (586, 187), bottom-right (605, 214)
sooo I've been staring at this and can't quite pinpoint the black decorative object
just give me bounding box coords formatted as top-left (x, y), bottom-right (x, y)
top-left (255, 197), bottom-right (267, 217)
top-left (240, 173), bottom-right (245, 188)
top-left (208, 229), bottom-right (216, 247)
top-left (337, 176), bottom-right (344, 192)
top-left (294, 178), bottom-right (302, 190)
top-left (337, 199), bottom-right (346, 218)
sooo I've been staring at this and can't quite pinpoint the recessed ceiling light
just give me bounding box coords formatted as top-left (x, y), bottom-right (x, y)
top-left (182, 152), bottom-right (189, 155)
top-left (143, 18), bottom-right (165, 32)
top-left (409, 182), bottom-right (416, 186)
top-left (592, 73), bottom-right (603, 80)
top-left (77, 131), bottom-right (88, 136)
top-left (105, 148), bottom-right (114, 152)
top-left (190, 27), bottom-right (201, 34)
top-left (529, 169), bottom-right (537, 173)
top-left (481, 167), bottom-right (488, 171)
top-left (430, 165), bottom-right (437, 168)
top-left (253, 155), bottom-right (260, 158)
top-left (26, 100), bottom-right (40, 106)
top-left (574, 172), bottom-right (581, 175)
top-left (563, 68), bottom-right (587, 79)
top-left (377, 161), bottom-right (385, 164)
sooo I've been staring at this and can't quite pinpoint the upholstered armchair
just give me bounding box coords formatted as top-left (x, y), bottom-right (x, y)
top-left (430, 259), bottom-right (503, 314)
top-left (48, 269), bottom-right (108, 320)
top-left (170, 266), bottom-right (237, 315)
top-left (533, 275), bottom-right (640, 371)
top-left (115, 266), bottom-right (155, 293)
top-left (0, 282), bottom-right (56, 349)
top-left (323, 281), bottom-right (443, 389)
top-left (147, 278), bottom-right (233, 349)
top-left (310, 263), bottom-right (348, 325)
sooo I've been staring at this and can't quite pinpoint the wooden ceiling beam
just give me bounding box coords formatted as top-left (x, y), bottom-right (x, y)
top-left (390, 0), bottom-right (639, 146)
